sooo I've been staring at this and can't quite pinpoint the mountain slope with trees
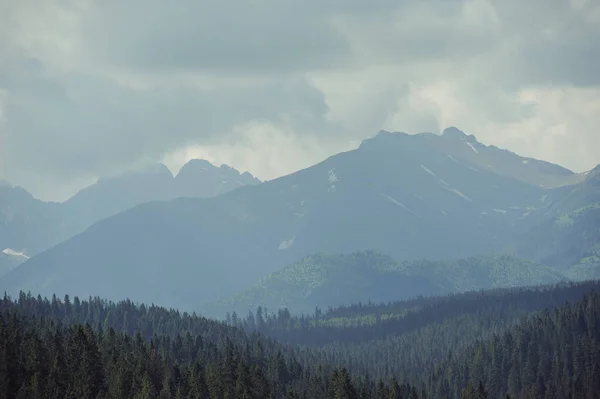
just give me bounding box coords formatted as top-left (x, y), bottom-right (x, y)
top-left (3, 281), bottom-right (600, 398)
top-left (509, 165), bottom-right (600, 279)
top-left (201, 252), bottom-right (565, 318)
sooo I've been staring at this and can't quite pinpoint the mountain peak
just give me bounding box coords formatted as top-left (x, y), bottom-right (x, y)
top-left (97, 163), bottom-right (173, 184)
top-left (589, 164), bottom-right (600, 174)
top-left (177, 159), bottom-right (248, 178)
top-left (219, 164), bottom-right (237, 173)
top-left (359, 130), bottom-right (410, 149)
top-left (176, 159), bottom-right (217, 177)
top-left (127, 162), bottom-right (172, 177)
top-left (241, 171), bottom-right (260, 182)
top-left (585, 164), bottom-right (600, 184)
top-left (442, 126), bottom-right (477, 142)
top-left (145, 163), bottom-right (173, 176)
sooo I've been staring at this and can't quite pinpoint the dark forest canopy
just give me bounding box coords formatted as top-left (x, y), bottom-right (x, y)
top-left (2, 280), bottom-right (600, 398)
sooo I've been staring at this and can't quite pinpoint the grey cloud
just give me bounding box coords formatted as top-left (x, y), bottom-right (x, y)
top-left (0, 54), bottom-right (328, 184)
top-left (80, 1), bottom-right (354, 73)
top-left (337, 0), bottom-right (600, 87)
top-left (492, 0), bottom-right (600, 87)
top-left (516, 35), bottom-right (600, 87)
top-left (0, 0), bottom-right (599, 200)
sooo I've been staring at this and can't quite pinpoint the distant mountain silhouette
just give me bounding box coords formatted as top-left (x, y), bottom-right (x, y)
top-left (0, 160), bottom-right (259, 257)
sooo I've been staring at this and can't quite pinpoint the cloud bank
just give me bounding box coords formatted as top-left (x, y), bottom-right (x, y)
top-left (1, 0), bottom-right (599, 200)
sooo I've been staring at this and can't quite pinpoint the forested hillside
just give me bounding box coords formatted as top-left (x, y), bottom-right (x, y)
top-left (511, 166), bottom-right (600, 279)
top-left (0, 293), bottom-right (419, 398)
top-left (3, 281), bottom-right (600, 398)
top-left (230, 282), bottom-right (600, 382)
top-left (427, 291), bottom-right (600, 398)
top-left (203, 252), bottom-right (565, 318)
top-left (515, 203), bottom-right (600, 279)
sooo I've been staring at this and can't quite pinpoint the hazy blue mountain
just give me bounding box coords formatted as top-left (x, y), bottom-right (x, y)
top-left (0, 248), bottom-right (28, 279)
top-left (0, 160), bottom-right (259, 256)
top-left (1, 128), bottom-right (584, 310)
top-left (174, 160), bottom-right (260, 198)
top-left (60, 163), bottom-right (176, 237)
top-left (0, 184), bottom-right (64, 255)
top-left (199, 252), bottom-right (565, 318)
top-left (509, 165), bottom-right (600, 278)
top-left (436, 127), bottom-right (583, 189)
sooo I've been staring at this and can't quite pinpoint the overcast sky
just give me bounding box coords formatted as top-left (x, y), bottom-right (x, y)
top-left (1, 0), bottom-right (599, 201)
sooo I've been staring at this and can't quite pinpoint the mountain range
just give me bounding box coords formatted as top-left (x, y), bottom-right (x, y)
top-left (1, 126), bottom-right (597, 312)
top-left (0, 161), bottom-right (259, 262)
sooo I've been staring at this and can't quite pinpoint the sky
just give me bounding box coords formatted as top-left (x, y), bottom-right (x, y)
top-left (1, 0), bottom-right (599, 201)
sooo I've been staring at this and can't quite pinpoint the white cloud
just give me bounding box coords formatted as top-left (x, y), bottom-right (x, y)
top-left (483, 87), bottom-right (600, 171)
top-left (163, 121), bottom-right (358, 181)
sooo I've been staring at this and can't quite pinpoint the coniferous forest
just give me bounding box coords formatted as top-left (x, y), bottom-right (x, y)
top-left (2, 281), bottom-right (600, 398)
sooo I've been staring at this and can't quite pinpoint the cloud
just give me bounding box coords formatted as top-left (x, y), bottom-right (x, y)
top-left (78, 1), bottom-right (354, 73)
top-left (163, 121), bottom-right (358, 181)
top-left (0, 0), bottom-right (599, 201)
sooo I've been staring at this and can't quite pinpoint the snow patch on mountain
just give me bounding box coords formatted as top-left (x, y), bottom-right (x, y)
top-left (328, 169), bottom-right (339, 183)
top-left (441, 185), bottom-right (473, 203)
top-left (2, 248), bottom-right (29, 260)
top-left (328, 169), bottom-right (339, 192)
top-left (420, 165), bottom-right (436, 177)
top-left (381, 194), bottom-right (419, 217)
top-left (278, 237), bottom-right (295, 250)
top-left (466, 142), bottom-right (479, 154)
